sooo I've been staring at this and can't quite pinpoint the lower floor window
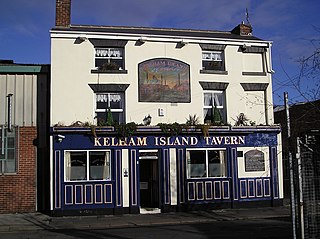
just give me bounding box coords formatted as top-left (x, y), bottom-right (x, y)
top-left (0, 126), bottom-right (17, 173)
top-left (187, 149), bottom-right (227, 178)
top-left (65, 150), bottom-right (111, 181)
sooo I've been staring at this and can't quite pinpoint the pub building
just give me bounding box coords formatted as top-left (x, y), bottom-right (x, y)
top-left (50, 0), bottom-right (283, 215)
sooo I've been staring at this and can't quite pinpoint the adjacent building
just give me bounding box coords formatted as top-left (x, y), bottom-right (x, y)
top-left (0, 60), bottom-right (50, 213)
top-left (49, 0), bottom-right (283, 215)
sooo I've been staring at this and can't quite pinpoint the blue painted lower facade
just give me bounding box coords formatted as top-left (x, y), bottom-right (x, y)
top-left (50, 126), bottom-right (282, 215)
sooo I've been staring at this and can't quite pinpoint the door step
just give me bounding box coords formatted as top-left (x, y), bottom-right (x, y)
top-left (140, 208), bottom-right (161, 214)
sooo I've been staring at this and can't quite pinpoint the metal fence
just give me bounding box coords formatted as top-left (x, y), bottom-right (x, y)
top-left (294, 134), bottom-right (320, 239)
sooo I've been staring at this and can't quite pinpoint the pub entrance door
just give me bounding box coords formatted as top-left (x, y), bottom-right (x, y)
top-left (139, 150), bottom-right (160, 209)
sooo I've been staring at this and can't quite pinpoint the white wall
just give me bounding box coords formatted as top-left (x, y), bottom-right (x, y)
top-left (50, 32), bottom-right (274, 127)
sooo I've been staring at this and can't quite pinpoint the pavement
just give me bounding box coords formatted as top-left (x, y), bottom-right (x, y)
top-left (0, 205), bottom-right (291, 232)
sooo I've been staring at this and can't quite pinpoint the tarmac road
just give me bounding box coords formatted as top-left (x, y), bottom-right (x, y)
top-left (0, 216), bottom-right (292, 239)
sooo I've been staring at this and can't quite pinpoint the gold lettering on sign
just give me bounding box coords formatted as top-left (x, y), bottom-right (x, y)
top-left (94, 136), bottom-right (245, 147)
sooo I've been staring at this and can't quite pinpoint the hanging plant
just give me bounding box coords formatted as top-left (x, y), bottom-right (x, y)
top-left (234, 113), bottom-right (249, 126)
top-left (99, 62), bottom-right (119, 71)
top-left (158, 122), bottom-right (182, 136)
top-left (185, 114), bottom-right (200, 126)
top-left (212, 105), bottom-right (223, 125)
top-left (114, 122), bottom-right (137, 137)
top-left (106, 107), bottom-right (114, 126)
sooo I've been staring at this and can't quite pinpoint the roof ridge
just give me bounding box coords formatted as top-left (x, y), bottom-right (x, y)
top-left (69, 24), bottom-right (230, 34)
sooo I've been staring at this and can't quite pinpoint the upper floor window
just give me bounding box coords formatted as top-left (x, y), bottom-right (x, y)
top-left (0, 126), bottom-right (17, 174)
top-left (203, 91), bottom-right (226, 124)
top-left (239, 46), bottom-right (267, 76)
top-left (187, 149), bottom-right (227, 178)
top-left (202, 51), bottom-right (224, 71)
top-left (95, 92), bottom-right (125, 125)
top-left (200, 44), bottom-right (227, 74)
top-left (95, 48), bottom-right (124, 71)
top-left (89, 39), bottom-right (128, 73)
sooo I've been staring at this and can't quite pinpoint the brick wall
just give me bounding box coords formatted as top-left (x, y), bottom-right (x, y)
top-left (0, 127), bottom-right (37, 214)
top-left (55, 0), bottom-right (71, 27)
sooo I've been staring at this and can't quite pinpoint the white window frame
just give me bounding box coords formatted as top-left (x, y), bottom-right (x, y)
top-left (237, 147), bottom-right (270, 178)
top-left (0, 126), bottom-right (17, 174)
top-left (64, 150), bottom-right (112, 182)
top-left (186, 148), bottom-right (227, 179)
top-left (202, 50), bottom-right (224, 71)
top-left (203, 90), bottom-right (226, 123)
top-left (95, 92), bottom-right (124, 124)
top-left (95, 47), bottom-right (124, 70)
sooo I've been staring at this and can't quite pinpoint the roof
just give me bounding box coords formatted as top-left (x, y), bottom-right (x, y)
top-left (0, 61), bottom-right (50, 74)
top-left (52, 24), bottom-right (263, 41)
top-left (274, 99), bottom-right (320, 135)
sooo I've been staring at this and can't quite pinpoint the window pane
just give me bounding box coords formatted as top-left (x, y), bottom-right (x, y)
top-left (204, 108), bottom-right (213, 123)
top-left (202, 52), bottom-right (211, 60)
top-left (204, 93), bottom-right (212, 106)
top-left (66, 152), bottom-right (87, 181)
top-left (212, 52), bottom-right (222, 61)
top-left (89, 151), bottom-right (111, 180)
top-left (213, 93), bottom-right (223, 107)
top-left (187, 150), bottom-right (206, 178)
top-left (4, 159), bottom-right (15, 173)
top-left (111, 112), bottom-right (123, 124)
top-left (208, 150), bottom-right (227, 177)
top-left (109, 94), bottom-right (122, 109)
top-left (7, 137), bottom-right (15, 148)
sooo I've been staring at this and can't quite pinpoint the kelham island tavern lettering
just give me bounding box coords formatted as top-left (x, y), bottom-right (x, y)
top-left (94, 136), bottom-right (246, 147)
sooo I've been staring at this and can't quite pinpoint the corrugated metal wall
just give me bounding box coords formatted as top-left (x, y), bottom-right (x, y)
top-left (0, 74), bottom-right (37, 126)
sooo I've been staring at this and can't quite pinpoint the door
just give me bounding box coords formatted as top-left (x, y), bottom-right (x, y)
top-left (139, 150), bottom-right (159, 208)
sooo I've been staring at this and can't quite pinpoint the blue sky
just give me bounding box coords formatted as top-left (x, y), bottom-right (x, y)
top-left (0, 0), bottom-right (319, 105)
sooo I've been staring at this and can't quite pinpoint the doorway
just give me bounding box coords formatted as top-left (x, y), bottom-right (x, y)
top-left (139, 150), bottom-right (159, 209)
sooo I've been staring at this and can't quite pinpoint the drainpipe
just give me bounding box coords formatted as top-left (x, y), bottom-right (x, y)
top-left (7, 94), bottom-right (13, 132)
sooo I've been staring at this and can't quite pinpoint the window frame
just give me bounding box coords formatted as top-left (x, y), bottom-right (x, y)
top-left (0, 126), bottom-right (17, 174)
top-left (64, 150), bottom-right (112, 182)
top-left (95, 92), bottom-right (125, 125)
top-left (94, 47), bottom-right (125, 71)
top-left (240, 46), bottom-right (267, 76)
top-left (203, 90), bottom-right (226, 124)
top-left (186, 148), bottom-right (227, 179)
top-left (202, 50), bottom-right (225, 71)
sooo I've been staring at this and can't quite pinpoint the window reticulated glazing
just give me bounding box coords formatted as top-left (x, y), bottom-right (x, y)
top-left (187, 149), bottom-right (227, 178)
top-left (65, 150), bottom-right (111, 182)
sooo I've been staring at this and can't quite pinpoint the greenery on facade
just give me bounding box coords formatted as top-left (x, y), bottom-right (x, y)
top-left (53, 113), bottom-right (269, 138)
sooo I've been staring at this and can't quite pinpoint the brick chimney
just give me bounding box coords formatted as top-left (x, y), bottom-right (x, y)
top-left (231, 22), bottom-right (252, 36)
top-left (55, 0), bottom-right (71, 27)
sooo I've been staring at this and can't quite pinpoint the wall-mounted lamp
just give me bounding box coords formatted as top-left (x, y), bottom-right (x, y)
top-left (136, 37), bottom-right (147, 46)
top-left (176, 40), bottom-right (188, 49)
top-left (143, 114), bottom-right (152, 126)
top-left (242, 43), bottom-right (251, 50)
top-left (75, 35), bottom-right (88, 44)
top-left (138, 37), bottom-right (147, 43)
top-left (179, 40), bottom-right (188, 46)
top-left (57, 134), bottom-right (65, 143)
